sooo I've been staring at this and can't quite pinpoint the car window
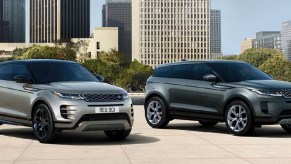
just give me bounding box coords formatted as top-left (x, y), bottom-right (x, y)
top-left (193, 64), bottom-right (215, 81)
top-left (0, 64), bottom-right (13, 81)
top-left (12, 64), bottom-right (30, 79)
top-left (152, 66), bottom-right (172, 78)
top-left (168, 64), bottom-right (194, 80)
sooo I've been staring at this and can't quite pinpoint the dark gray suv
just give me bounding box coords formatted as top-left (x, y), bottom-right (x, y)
top-left (145, 60), bottom-right (291, 136)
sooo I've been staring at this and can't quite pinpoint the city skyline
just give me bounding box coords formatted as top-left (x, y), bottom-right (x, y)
top-left (24, 0), bottom-right (291, 55)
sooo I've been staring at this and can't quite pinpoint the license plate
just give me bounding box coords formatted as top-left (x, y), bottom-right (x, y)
top-left (95, 107), bottom-right (120, 113)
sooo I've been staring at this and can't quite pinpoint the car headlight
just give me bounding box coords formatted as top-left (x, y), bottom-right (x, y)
top-left (250, 89), bottom-right (282, 97)
top-left (123, 93), bottom-right (129, 99)
top-left (53, 92), bottom-right (84, 100)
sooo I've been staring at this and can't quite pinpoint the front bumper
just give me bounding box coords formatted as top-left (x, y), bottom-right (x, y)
top-left (248, 94), bottom-right (291, 124)
top-left (43, 94), bottom-right (134, 131)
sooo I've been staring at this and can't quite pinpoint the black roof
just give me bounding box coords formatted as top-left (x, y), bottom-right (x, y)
top-left (157, 60), bottom-right (247, 67)
top-left (1, 59), bottom-right (76, 64)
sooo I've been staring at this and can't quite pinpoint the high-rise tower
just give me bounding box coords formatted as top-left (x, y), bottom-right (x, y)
top-left (30, 0), bottom-right (90, 43)
top-left (103, 0), bottom-right (132, 61)
top-left (132, 0), bottom-right (211, 67)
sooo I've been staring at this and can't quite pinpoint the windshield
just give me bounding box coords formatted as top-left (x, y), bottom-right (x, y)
top-left (28, 62), bottom-right (97, 84)
top-left (208, 62), bottom-right (272, 82)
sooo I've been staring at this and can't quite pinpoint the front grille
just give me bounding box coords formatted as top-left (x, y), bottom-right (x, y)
top-left (280, 92), bottom-right (291, 98)
top-left (82, 94), bottom-right (123, 102)
top-left (80, 113), bottom-right (130, 124)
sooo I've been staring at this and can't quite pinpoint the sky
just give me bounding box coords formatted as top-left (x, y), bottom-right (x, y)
top-left (27, 0), bottom-right (291, 55)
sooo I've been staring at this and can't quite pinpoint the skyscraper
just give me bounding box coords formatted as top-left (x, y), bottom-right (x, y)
top-left (0, 0), bottom-right (3, 42)
top-left (1, 0), bottom-right (25, 43)
top-left (103, 0), bottom-right (132, 61)
top-left (252, 31), bottom-right (281, 50)
top-left (282, 21), bottom-right (291, 61)
top-left (132, 0), bottom-right (210, 67)
top-left (210, 9), bottom-right (221, 58)
top-left (30, 0), bottom-right (90, 43)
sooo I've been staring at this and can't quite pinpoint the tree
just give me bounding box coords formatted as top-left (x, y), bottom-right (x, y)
top-left (259, 55), bottom-right (291, 82)
top-left (20, 45), bottom-right (76, 61)
top-left (238, 48), bottom-right (284, 67)
top-left (12, 47), bottom-right (28, 60)
top-left (117, 60), bottom-right (153, 91)
top-left (222, 55), bottom-right (239, 60)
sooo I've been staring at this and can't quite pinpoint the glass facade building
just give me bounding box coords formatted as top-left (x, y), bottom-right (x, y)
top-left (102, 0), bottom-right (132, 61)
top-left (282, 21), bottom-right (291, 61)
top-left (30, 0), bottom-right (90, 43)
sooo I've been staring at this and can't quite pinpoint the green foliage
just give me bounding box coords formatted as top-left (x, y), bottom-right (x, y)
top-left (82, 49), bottom-right (153, 91)
top-left (259, 55), bottom-right (291, 82)
top-left (221, 55), bottom-right (238, 60)
top-left (15, 45), bottom-right (76, 61)
top-left (238, 48), bottom-right (284, 67)
top-left (117, 60), bottom-right (153, 91)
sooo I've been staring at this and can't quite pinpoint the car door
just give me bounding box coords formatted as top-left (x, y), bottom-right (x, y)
top-left (0, 63), bottom-right (33, 120)
top-left (167, 64), bottom-right (195, 110)
top-left (187, 63), bottom-right (225, 114)
top-left (0, 63), bottom-right (14, 115)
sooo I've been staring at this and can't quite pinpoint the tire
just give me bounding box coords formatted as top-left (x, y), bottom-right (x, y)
top-left (32, 104), bottom-right (56, 143)
top-left (104, 129), bottom-right (131, 141)
top-left (225, 101), bottom-right (255, 136)
top-left (145, 97), bottom-right (169, 128)
top-left (281, 124), bottom-right (291, 133)
top-left (198, 120), bottom-right (218, 127)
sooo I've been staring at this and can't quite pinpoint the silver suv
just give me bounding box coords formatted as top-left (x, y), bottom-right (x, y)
top-left (0, 59), bottom-right (134, 143)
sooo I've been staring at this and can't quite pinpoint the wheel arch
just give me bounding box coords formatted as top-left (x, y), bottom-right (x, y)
top-left (31, 99), bottom-right (56, 121)
top-left (223, 96), bottom-right (256, 118)
top-left (145, 92), bottom-right (169, 109)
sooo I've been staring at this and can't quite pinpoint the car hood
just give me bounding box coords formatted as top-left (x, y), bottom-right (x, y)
top-left (32, 82), bottom-right (126, 94)
top-left (230, 80), bottom-right (291, 90)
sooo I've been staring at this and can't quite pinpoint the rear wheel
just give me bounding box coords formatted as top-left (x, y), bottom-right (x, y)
top-left (198, 120), bottom-right (218, 127)
top-left (281, 124), bottom-right (291, 133)
top-left (32, 104), bottom-right (56, 143)
top-left (225, 101), bottom-right (255, 136)
top-left (104, 129), bottom-right (131, 141)
top-left (145, 97), bottom-right (169, 128)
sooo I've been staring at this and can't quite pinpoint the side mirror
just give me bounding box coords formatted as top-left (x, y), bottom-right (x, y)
top-left (203, 74), bottom-right (217, 83)
top-left (14, 75), bottom-right (31, 84)
top-left (95, 75), bottom-right (104, 82)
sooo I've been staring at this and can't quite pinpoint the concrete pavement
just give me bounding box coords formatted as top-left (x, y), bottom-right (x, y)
top-left (1, 105), bottom-right (291, 164)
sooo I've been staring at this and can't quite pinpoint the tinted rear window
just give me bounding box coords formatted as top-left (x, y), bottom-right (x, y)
top-left (153, 64), bottom-right (194, 80)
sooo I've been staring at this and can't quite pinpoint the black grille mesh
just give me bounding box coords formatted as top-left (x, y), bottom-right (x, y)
top-left (82, 94), bottom-right (123, 102)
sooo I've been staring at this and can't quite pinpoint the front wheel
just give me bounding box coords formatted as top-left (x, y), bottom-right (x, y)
top-left (225, 101), bottom-right (255, 136)
top-left (104, 129), bottom-right (131, 141)
top-left (32, 104), bottom-right (56, 143)
top-left (281, 124), bottom-right (291, 133)
top-left (145, 97), bottom-right (169, 128)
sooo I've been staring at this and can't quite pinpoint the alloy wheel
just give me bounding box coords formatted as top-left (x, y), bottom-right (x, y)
top-left (227, 105), bottom-right (248, 132)
top-left (146, 101), bottom-right (163, 125)
top-left (33, 107), bottom-right (50, 139)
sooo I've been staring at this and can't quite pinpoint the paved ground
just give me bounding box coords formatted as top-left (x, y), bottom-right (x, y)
top-left (1, 106), bottom-right (291, 164)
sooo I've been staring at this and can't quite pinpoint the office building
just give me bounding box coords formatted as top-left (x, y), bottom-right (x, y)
top-left (282, 21), bottom-right (291, 61)
top-left (30, 0), bottom-right (90, 43)
top-left (72, 27), bottom-right (118, 59)
top-left (132, 0), bottom-right (211, 67)
top-left (1, 0), bottom-right (25, 43)
top-left (103, 0), bottom-right (132, 61)
top-left (252, 31), bottom-right (281, 49)
top-left (240, 38), bottom-right (254, 53)
top-left (210, 9), bottom-right (221, 58)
